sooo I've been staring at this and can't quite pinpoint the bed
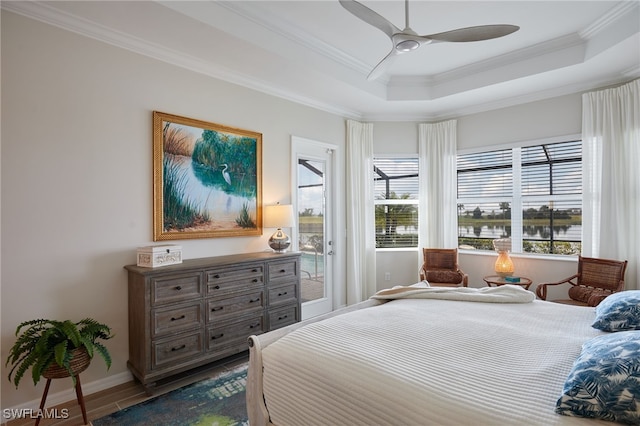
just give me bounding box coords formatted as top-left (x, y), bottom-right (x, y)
top-left (247, 284), bottom-right (638, 425)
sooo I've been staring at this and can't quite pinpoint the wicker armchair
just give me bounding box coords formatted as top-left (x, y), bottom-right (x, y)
top-left (419, 248), bottom-right (468, 287)
top-left (535, 256), bottom-right (628, 307)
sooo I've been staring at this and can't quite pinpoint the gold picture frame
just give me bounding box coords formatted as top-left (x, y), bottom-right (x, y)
top-left (152, 111), bottom-right (262, 241)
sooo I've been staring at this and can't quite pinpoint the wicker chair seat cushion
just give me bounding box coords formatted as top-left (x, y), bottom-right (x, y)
top-left (568, 286), bottom-right (592, 303)
top-left (423, 270), bottom-right (464, 284)
top-left (567, 286), bottom-right (610, 307)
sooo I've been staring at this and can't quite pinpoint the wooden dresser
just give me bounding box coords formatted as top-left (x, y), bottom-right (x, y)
top-left (124, 251), bottom-right (301, 392)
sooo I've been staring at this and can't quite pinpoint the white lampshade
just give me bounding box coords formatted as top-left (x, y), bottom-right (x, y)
top-left (264, 204), bottom-right (294, 229)
top-left (493, 238), bottom-right (512, 252)
top-left (264, 204), bottom-right (294, 253)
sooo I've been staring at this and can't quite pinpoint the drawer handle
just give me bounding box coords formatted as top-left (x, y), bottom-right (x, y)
top-left (170, 315), bottom-right (186, 321)
top-left (212, 285), bottom-right (220, 290)
top-left (249, 298), bottom-right (261, 303)
top-left (211, 306), bottom-right (224, 312)
top-left (279, 269), bottom-right (286, 273)
top-left (175, 285), bottom-right (182, 291)
top-left (211, 333), bottom-right (224, 340)
top-left (213, 274), bottom-right (220, 279)
top-left (171, 344), bottom-right (186, 352)
top-left (252, 268), bottom-right (258, 272)
top-left (278, 315), bottom-right (288, 320)
top-left (249, 322), bottom-right (261, 329)
top-left (252, 278), bottom-right (259, 283)
top-left (278, 291), bottom-right (288, 296)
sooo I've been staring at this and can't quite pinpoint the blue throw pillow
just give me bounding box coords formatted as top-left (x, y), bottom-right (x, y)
top-left (592, 290), bottom-right (640, 332)
top-left (556, 331), bottom-right (640, 424)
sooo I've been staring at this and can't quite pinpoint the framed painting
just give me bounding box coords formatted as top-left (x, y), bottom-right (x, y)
top-left (152, 111), bottom-right (262, 240)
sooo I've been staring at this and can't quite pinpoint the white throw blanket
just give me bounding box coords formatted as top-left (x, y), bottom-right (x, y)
top-left (371, 282), bottom-right (535, 303)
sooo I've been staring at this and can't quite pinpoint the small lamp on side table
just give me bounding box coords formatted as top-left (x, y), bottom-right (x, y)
top-left (493, 238), bottom-right (514, 277)
top-left (264, 203), bottom-right (295, 253)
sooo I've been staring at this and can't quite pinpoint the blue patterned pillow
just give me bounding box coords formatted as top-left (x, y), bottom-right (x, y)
top-left (556, 331), bottom-right (640, 424)
top-left (592, 291), bottom-right (640, 332)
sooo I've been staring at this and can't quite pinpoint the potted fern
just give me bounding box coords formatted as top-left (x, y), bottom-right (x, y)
top-left (5, 318), bottom-right (113, 388)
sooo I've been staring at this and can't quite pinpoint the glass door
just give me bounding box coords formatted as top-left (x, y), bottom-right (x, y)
top-left (292, 137), bottom-right (334, 320)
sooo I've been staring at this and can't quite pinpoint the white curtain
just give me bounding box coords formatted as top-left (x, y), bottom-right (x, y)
top-left (345, 119), bottom-right (377, 303)
top-left (418, 120), bottom-right (459, 253)
top-left (582, 78), bottom-right (639, 290)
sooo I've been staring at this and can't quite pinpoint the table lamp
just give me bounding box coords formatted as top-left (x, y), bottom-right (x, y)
top-left (264, 203), bottom-right (294, 253)
top-left (493, 238), bottom-right (514, 277)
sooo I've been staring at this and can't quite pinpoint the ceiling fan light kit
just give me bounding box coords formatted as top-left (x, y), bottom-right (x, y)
top-left (396, 39), bottom-right (421, 52)
top-left (339, 0), bottom-right (520, 80)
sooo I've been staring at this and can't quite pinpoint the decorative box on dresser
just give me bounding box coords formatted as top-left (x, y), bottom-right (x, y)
top-left (124, 251), bottom-right (301, 393)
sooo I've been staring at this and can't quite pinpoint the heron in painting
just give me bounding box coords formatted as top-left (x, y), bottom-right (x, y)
top-left (221, 164), bottom-right (231, 186)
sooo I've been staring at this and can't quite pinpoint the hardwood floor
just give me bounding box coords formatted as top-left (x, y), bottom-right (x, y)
top-left (5, 352), bottom-right (249, 426)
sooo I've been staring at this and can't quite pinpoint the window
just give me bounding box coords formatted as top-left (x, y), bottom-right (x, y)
top-left (374, 157), bottom-right (419, 248)
top-left (457, 140), bottom-right (582, 255)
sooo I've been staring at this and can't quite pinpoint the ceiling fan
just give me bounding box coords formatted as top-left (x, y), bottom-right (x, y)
top-left (339, 0), bottom-right (520, 81)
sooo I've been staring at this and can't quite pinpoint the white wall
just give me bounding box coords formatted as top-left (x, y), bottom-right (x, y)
top-left (373, 94), bottom-right (583, 292)
top-left (457, 94), bottom-right (582, 149)
top-left (1, 11), bottom-right (346, 410)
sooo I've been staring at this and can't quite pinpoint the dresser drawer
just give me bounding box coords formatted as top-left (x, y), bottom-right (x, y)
top-left (207, 264), bottom-right (264, 294)
top-left (152, 302), bottom-right (203, 338)
top-left (206, 314), bottom-right (265, 352)
top-left (151, 272), bottom-right (203, 306)
top-left (269, 305), bottom-right (298, 330)
top-left (207, 290), bottom-right (264, 322)
top-left (268, 282), bottom-right (298, 307)
top-left (267, 260), bottom-right (298, 284)
top-left (152, 331), bottom-right (203, 368)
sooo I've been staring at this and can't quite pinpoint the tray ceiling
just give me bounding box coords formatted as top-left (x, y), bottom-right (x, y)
top-left (4, 1), bottom-right (639, 120)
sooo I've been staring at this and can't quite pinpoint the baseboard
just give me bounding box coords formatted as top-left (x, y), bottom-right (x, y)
top-left (1, 370), bottom-right (133, 422)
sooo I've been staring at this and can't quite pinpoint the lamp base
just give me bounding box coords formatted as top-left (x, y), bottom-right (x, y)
top-left (495, 250), bottom-right (514, 277)
top-left (268, 229), bottom-right (291, 253)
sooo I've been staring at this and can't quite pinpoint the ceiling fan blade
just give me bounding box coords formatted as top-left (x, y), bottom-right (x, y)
top-left (427, 24), bottom-right (519, 43)
top-left (367, 50), bottom-right (398, 81)
top-left (339, 0), bottom-right (401, 38)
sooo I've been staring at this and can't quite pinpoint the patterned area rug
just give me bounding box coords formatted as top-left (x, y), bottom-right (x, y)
top-left (93, 365), bottom-right (248, 426)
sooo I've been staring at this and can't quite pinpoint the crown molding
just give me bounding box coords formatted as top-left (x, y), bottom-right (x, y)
top-left (580, 1), bottom-right (639, 39)
top-left (214, 1), bottom-right (372, 77)
top-left (2, 1), bottom-right (363, 119)
top-left (362, 74), bottom-right (639, 122)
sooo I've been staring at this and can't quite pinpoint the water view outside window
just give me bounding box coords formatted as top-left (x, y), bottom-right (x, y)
top-left (457, 140), bottom-right (582, 255)
top-left (374, 157), bottom-right (419, 248)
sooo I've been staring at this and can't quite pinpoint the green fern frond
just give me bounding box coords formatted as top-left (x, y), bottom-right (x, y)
top-left (30, 352), bottom-right (54, 386)
top-left (53, 341), bottom-right (69, 367)
top-left (79, 336), bottom-right (94, 358)
top-left (59, 320), bottom-right (82, 347)
top-left (78, 318), bottom-right (113, 341)
top-left (92, 341), bottom-right (112, 370)
top-left (8, 351), bottom-right (39, 388)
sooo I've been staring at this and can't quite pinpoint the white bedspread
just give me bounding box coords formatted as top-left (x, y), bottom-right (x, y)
top-left (261, 297), bottom-right (611, 426)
